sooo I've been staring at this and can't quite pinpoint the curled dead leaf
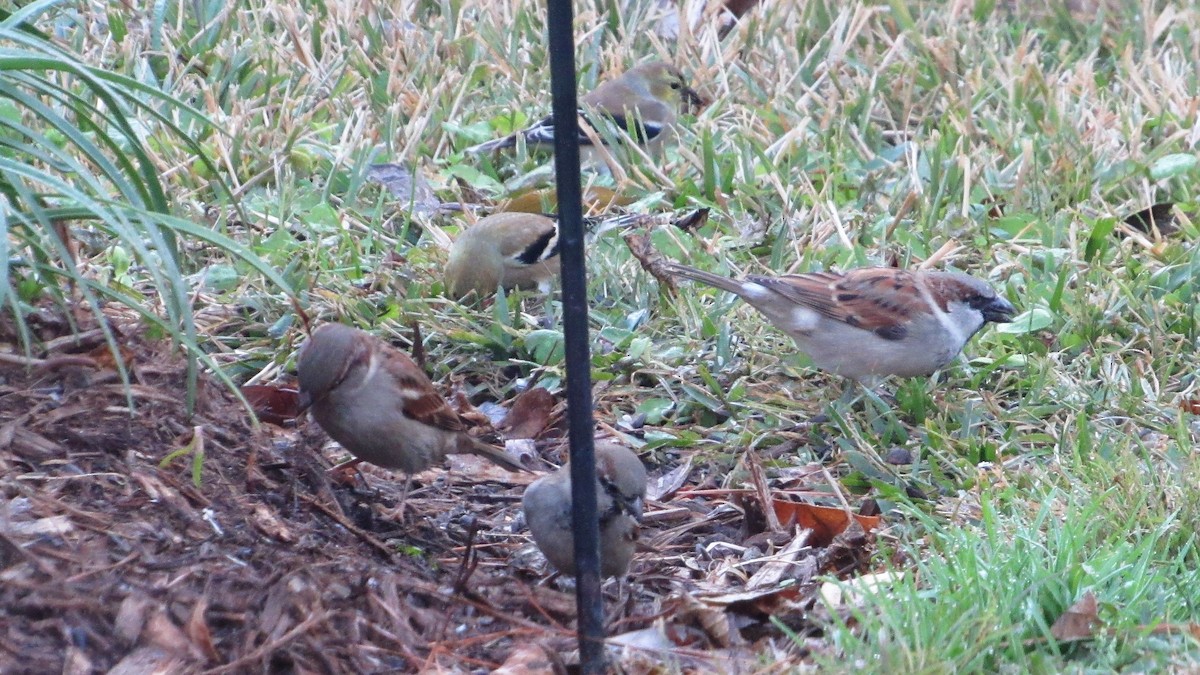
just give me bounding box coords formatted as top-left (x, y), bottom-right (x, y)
top-left (672, 208), bottom-right (710, 233)
top-left (1120, 202), bottom-right (1178, 238)
top-left (185, 596), bottom-right (220, 662)
top-left (497, 387), bottom-right (558, 440)
top-left (772, 500), bottom-right (881, 548)
top-left (241, 385), bottom-right (302, 426)
top-left (1050, 591), bottom-right (1100, 642)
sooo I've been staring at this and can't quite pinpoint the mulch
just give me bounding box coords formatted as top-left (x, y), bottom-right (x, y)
top-left (0, 313), bottom-right (872, 673)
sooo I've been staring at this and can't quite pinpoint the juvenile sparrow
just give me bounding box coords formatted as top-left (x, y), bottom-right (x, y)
top-left (296, 323), bottom-right (526, 477)
top-left (522, 440), bottom-right (648, 578)
top-left (666, 263), bottom-right (1015, 381)
top-left (464, 61), bottom-right (703, 156)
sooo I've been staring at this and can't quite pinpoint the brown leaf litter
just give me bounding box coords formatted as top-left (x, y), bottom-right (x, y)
top-left (0, 311), bottom-right (883, 672)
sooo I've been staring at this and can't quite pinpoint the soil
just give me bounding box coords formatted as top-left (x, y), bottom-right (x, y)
top-left (0, 314), bottom-right (860, 673)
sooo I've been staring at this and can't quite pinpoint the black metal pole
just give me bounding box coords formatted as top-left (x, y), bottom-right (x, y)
top-left (544, 1), bottom-right (605, 672)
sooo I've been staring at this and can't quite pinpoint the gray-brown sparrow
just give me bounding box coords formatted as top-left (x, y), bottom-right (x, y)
top-left (522, 440), bottom-right (647, 578)
top-left (666, 263), bottom-right (1015, 381)
top-left (296, 323), bottom-right (526, 477)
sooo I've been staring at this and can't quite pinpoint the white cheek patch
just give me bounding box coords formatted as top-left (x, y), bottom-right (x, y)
top-left (918, 285), bottom-right (966, 346)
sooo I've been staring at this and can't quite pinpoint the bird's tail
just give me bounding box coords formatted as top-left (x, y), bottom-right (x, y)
top-left (663, 262), bottom-right (748, 297)
top-left (464, 135), bottom-right (518, 154)
top-left (463, 437), bottom-right (531, 473)
top-left (583, 212), bottom-right (650, 236)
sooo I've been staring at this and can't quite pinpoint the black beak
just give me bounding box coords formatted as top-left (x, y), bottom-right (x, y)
top-left (983, 297), bottom-right (1017, 323)
top-left (627, 496), bottom-right (644, 521)
top-left (682, 86), bottom-right (706, 110)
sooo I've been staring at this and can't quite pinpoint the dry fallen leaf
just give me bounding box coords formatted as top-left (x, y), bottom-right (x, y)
top-left (1120, 202), bottom-right (1178, 237)
top-left (493, 644), bottom-right (557, 675)
top-left (672, 208), bottom-right (710, 233)
top-left (819, 571), bottom-right (904, 607)
top-left (250, 502), bottom-right (296, 543)
top-left (498, 387), bottom-right (558, 440)
top-left (366, 162), bottom-right (445, 215)
top-left (451, 390), bottom-right (494, 430)
top-left (241, 385), bottom-right (302, 426)
top-left (647, 458), bottom-right (693, 501)
top-left (1050, 591), bottom-right (1100, 642)
top-left (771, 500), bottom-right (882, 548)
top-left (185, 595), bottom-right (220, 662)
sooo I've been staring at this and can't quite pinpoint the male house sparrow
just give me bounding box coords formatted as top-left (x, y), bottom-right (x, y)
top-left (666, 263), bottom-right (1015, 381)
top-left (522, 440), bottom-right (648, 578)
top-left (464, 61), bottom-right (703, 156)
top-left (444, 211), bottom-right (648, 300)
top-left (296, 323), bottom-right (526, 477)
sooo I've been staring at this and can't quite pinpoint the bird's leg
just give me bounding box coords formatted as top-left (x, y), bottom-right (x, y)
top-left (836, 378), bottom-right (866, 406)
top-left (378, 474), bottom-right (414, 522)
top-left (533, 285), bottom-right (557, 329)
top-left (614, 576), bottom-right (631, 621)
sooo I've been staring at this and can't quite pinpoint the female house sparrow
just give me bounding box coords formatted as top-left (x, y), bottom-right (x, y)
top-left (666, 263), bottom-right (1015, 381)
top-left (522, 440), bottom-right (648, 578)
top-left (296, 323), bottom-right (526, 476)
top-left (464, 61), bottom-right (703, 156)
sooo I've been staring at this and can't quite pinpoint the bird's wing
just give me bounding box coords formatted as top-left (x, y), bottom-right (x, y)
top-left (750, 269), bottom-right (924, 341)
top-left (381, 350), bottom-right (468, 432)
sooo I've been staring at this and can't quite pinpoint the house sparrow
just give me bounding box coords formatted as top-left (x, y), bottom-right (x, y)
top-left (665, 263), bottom-right (1015, 381)
top-left (296, 323), bottom-right (526, 478)
top-left (464, 61), bottom-right (703, 156)
top-left (522, 440), bottom-right (647, 578)
top-left (444, 211), bottom-right (649, 300)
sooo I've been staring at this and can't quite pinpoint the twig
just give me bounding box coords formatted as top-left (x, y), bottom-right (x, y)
top-left (295, 492), bottom-right (395, 559)
top-left (201, 611), bottom-right (328, 674)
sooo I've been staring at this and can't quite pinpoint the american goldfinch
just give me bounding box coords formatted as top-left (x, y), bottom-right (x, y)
top-left (444, 211), bottom-right (646, 300)
top-left (666, 263), bottom-right (1015, 382)
top-left (296, 323), bottom-right (527, 476)
top-left (444, 212), bottom-right (561, 300)
top-left (522, 440), bottom-right (647, 578)
top-left (465, 61), bottom-right (703, 155)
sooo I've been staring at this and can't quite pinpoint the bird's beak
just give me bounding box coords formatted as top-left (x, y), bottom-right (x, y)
top-left (682, 86), bottom-right (706, 110)
top-left (626, 496), bottom-right (644, 521)
top-left (983, 297), bottom-right (1017, 323)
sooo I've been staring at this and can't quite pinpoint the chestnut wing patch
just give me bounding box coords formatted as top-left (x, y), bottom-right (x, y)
top-left (751, 269), bottom-right (924, 341)
top-left (393, 371), bottom-right (467, 432)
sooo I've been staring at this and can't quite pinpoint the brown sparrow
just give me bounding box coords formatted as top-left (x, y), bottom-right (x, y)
top-left (522, 440), bottom-right (647, 578)
top-left (296, 323), bottom-right (526, 477)
top-left (666, 263), bottom-right (1015, 381)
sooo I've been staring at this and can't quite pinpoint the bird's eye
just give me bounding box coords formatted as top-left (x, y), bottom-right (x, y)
top-left (968, 294), bottom-right (994, 310)
top-left (669, 81), bottom-right (682, 89)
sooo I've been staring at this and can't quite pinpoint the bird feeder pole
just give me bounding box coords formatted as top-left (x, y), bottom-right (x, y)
top-left (544, 0), bottom-right (606, 672)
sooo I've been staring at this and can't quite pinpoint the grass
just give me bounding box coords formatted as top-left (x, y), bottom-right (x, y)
top-left (9, 0), bottom-right (1200, 669)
